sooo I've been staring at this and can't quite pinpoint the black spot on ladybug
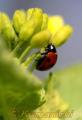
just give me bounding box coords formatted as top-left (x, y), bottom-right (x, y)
top-left (36, 44), bottom-right (58, 71)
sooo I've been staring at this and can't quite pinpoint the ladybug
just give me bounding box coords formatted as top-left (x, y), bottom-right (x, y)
top-left (36, 44), bottom-right (58, 71)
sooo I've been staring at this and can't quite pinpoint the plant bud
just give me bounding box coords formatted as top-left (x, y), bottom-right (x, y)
top-left (41, 13), bottom-right (48, 30)
top-left (31, 30), bottom-right (51, 48)
top-left (19, 20), bottom-right (35, 42)
top-left (13, 10), bottom-right (26, 33)
top-left (2, 23), bottom-right (16, 42)
top-left (48, 16), bottom-right (64, 35)
top-left (0, 12), bottom-right (10, 32)
top-left (31, 8), bottom-right (43, 33)
top-left (0, 12), bottom-right (16, 42)
top-left (26, 8), bottom-right (35, 20)
top-left (51, 25), bottom-right (73, 47)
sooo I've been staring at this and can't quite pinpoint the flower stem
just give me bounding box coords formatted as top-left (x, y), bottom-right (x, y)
top-left (19, 46), bottom-right (32, 62)
top-left (12, 41), bottom-right (23, 54)
top-left (22, 52), bottom-right (41, 72)
top-left (22, 53), bottom-right (36, 68)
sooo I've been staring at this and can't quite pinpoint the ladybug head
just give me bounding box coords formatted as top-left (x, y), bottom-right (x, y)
top-left (46, 44), bottom-right (57, 52)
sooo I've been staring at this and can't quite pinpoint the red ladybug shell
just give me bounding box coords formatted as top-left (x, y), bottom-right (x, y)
top-left (36, 51), bottom-right (57, 71)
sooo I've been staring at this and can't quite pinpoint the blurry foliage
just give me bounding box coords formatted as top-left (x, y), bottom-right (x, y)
top-left (55, 64), bottom-right (82, 109)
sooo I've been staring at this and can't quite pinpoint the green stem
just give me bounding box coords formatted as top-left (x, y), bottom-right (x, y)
top-left (29, 60), bottom-right (37, 72)
top-left (22, 53), bottom-right (41, 72)
top-left (19, 46), bottom-right (32, 62)
top-left (12, 41), bottom-right (23, 54)
top-left (22, 53), bottom-right (36, 68)
top-left (44, 72), bottom-right (53, 92)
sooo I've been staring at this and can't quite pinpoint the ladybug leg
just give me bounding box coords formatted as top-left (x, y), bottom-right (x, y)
top-left (34, 50), bottom-right (47, 62)
top-left (41, 51), bottom-right (48, 55)
top-left (34, 52), bottom-right (42, 61)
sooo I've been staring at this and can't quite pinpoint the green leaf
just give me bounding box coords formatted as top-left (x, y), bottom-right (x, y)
top-left (53, 64), bottom-right (82, 110)
top-left (0, 37), bottom-right (45, 117)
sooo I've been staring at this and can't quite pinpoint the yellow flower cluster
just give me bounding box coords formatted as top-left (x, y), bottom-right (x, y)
top-left (0, 8), bottom-right (73, 50)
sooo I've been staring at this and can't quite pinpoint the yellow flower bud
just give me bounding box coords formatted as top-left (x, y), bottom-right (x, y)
top-left (30, 30), bottom-right (51, 48)
top-left (2, 23), bottom-right (16, 42)
top-left (51, 25), bottom-right (73, 47)
top-left (13, 10), bottom-right (26, 33)
top-left (41, 13), bottom-right (48, 30)
top-left (19, 20), bottom-right (35, 41)
top-left (31, 8), bottom-right (43, 33)
top-left (0, 12), bottom-right (16, 42)
top-left (26, 8), bottom-right (35, 20)
top-left (0, 12), bottom-right (10, 32)
top-left (48, 16), bottom-right (64, 35)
